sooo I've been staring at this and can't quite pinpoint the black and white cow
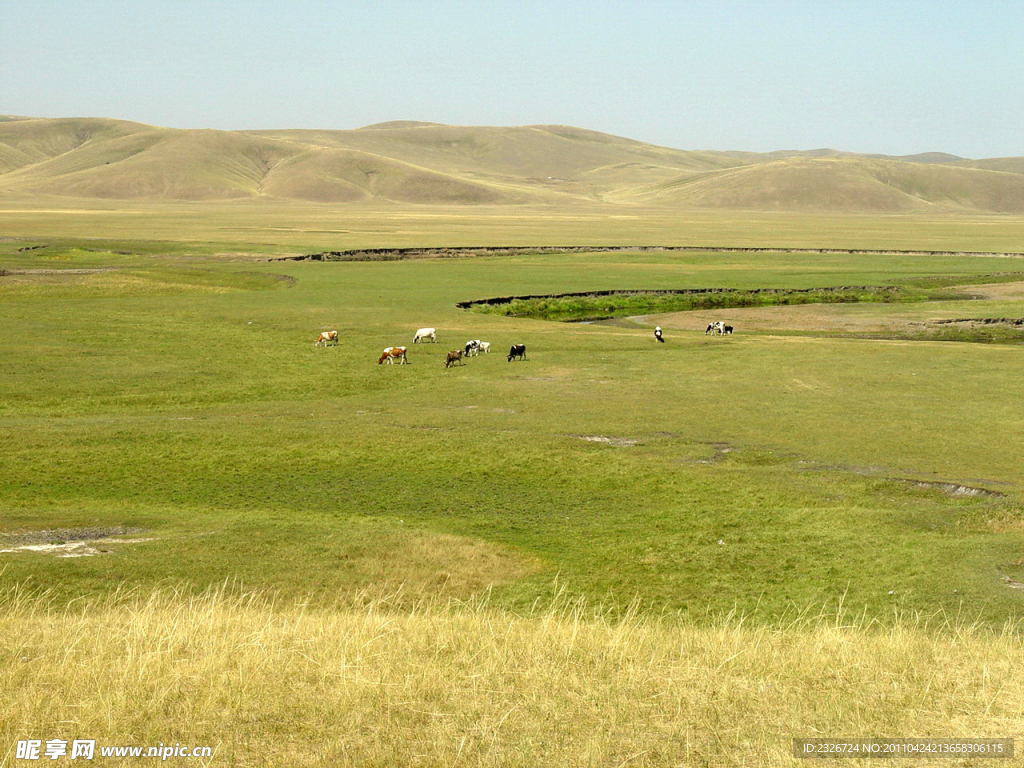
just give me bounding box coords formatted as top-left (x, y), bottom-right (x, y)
top-left (507, 344), bottom-right (526, 362)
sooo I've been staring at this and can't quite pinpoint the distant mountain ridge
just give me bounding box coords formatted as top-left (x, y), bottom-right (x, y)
top-left (1, 116), bottom-right (1022, 212)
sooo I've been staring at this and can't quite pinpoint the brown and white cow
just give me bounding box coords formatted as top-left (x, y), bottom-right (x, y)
top-left (445, 349), bottom-right (463, 368)
top-left (315, 330), bottom-right (339, 347)
top-left (378, 346), bottom-right (408, 365)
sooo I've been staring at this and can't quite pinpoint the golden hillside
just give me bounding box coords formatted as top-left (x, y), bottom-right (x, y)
top-left (1, 116), bottom-right (1022, 212)
top-left (630, 157), bottom-right (1024, 212)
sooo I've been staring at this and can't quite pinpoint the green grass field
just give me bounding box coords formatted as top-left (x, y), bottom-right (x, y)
top-left (4, 230), bottom-right (1024, 620)
top-left (3, 208), bottom-right (1024, 765)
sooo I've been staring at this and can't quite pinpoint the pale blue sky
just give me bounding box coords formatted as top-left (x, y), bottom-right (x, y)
top-left (1, 0), bottom-right (1021, 157)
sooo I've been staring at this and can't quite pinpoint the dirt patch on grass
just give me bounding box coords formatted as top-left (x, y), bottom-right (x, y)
top-left (572, 435), bottom-right (639, 447)
top-left (690, 442), bottom-right (739, 463)
top-left (0, 526), bottom-right (149, 558)
top-left (926, 317), bottom-right (1024, 328)
top-left (900, 480), bottom-right (1005, 498)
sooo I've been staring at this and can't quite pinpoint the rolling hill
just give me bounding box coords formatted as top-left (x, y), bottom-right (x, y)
top-left (625, 157), bottom-right (1024, 212)
top-left (1, 115), bottom-right (1022, 212)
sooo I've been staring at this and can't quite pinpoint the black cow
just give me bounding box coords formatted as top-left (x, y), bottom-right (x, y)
top-left (507, 344), bottom-right (526, 362)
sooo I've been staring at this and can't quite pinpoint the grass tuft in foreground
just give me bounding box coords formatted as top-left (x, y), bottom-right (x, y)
top-left (1, 585), bottom-right (1021, 767)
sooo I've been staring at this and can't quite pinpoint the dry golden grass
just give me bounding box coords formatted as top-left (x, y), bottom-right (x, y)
top-left (3, 200), bottom-right (1024, 253)
top-left (321, 530), bottom-right (540, 600)
top-left (961, 280), bottom-right (1024, 300)
top-left (2, 586), bottom-right (1022, 767)
top-left (0, 269), bottom-right (272, 298)
top-left (0, 271), bottom-right (226, 296)
top-left (4, 117), bottom-right (1024, 213)
top-left (633, 158), bottom-right (1024, 213)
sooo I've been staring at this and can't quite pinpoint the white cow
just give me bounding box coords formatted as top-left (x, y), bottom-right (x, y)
top-left (413, 327), bottom-right (436, 344)
top-left (478, 341), bottom-right (491, 354)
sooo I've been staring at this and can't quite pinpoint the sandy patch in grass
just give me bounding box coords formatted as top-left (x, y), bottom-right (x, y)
top-left (0, 539), bottom-right (156, 558)
top-left (957, 280), bottom-right (1024, 300)
top-left (901, 479), bottom-right (1005, 498)
top-left (572, 435), bottom-right (639, 447)
top-left (0, 526), bottom-right (150, 558)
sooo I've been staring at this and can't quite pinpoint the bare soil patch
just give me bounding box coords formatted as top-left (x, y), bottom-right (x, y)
top-left (0, 526), bottom-right (149, 558)
top-left (572, 435), bottom-right (639, 447)
top-left (901, 479), bottom-right (1005, 498)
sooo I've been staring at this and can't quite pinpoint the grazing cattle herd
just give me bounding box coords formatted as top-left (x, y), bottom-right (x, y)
top-left (315, 320), bottom-right (734, 367)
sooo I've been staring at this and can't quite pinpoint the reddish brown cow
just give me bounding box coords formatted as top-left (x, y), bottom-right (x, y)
top-left (378, 346), bottom-right (408, 365)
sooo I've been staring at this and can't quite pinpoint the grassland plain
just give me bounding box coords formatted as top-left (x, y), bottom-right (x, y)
top-left (3, 199), bottom-right (1024, 252)
top-left (2, 239), bottom-right (1024, 615)
top-left (4, 228), bottom-right (1024, 765)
